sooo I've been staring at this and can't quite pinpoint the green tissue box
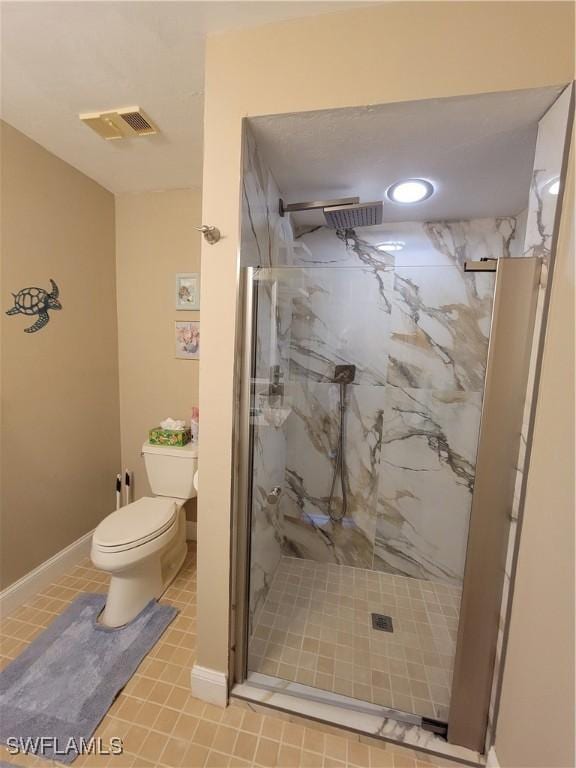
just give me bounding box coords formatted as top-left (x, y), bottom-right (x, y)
top-left (148, 426), bottom-right (192, 447)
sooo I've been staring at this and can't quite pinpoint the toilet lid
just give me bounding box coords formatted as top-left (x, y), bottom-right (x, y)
top-left (94, 497), bottom-right (177, 549)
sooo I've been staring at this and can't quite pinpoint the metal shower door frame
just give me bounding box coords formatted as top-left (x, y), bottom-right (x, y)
top-left (230, 267), bottom-right (258, 687)
top-left (448, 256), bottom-right (542, 751)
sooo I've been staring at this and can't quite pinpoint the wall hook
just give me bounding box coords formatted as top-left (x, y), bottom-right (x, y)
top-left (195, 225), bottom-right (221, 244)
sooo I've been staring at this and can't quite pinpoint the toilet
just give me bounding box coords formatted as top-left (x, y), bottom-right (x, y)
top-left (91, 441), bottom-right (198, 627)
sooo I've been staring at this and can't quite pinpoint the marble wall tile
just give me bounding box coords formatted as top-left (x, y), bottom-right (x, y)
top-left (285, 228), bottom-right (496, 392)
top-left (249, 281), bottom-right (289, 629)
top-left (241, 123), bottom-right (294, 268)
top-left (293, 217), bottom-right (517, 267)
top-left (387, 266), bottom-right (494, 391)
top-left (282, 381), bottom-right (385, 568)
top-left (249, 415), bottom-right (286, 631)
top-left (374, 387), bottom-right (483, 585)
top-left (523, 86), bottom-right (572, 260)
top-left (286, 266), bottom-right (393, 386)
top-left (242, 124), bottom-right (296, 628)
top-left (422, 218), bottom-right (517, 267)
top-left (248, 281), bottom-right (286, 627)
top-left (281, 223), bottom-right (497, 585)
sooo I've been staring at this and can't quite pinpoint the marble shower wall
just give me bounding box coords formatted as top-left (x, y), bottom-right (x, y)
top-left (279, 220), bottom-right (513, 586)
top-left (523, 86), bottom-right (572, 261)
top-left (248, 291), bottom-right (286, 632)
top-left (242, 123), bottom-right (295, 629)
top-left (241, 122), bottom-right (294, 269)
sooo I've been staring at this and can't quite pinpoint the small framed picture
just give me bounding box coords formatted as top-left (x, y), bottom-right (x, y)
top-left (176, 273), bottom-right (200, 310)
top-left (175, 321), bottom-right (200, 359)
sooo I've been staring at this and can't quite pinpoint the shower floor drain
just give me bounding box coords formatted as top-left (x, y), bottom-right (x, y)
top-left (371, 613), bottom-right (394, 632)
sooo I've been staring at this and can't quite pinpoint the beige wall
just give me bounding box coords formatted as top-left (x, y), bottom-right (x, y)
top-left (197, 0), bottom-right (574, 681)
top-left (115, 189), bottom-right (202, 519)
top-left (0, 121), bottom-right (120, 588)
top-left (494, 131), bottom-right (574, 768)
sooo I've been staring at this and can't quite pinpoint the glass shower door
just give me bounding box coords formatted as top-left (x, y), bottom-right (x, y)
top-left (244, 262), bottom-right (495, 722)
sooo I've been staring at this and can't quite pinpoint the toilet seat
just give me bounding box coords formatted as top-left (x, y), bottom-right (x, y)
top-left (93, 497), bottom-right (178, 553)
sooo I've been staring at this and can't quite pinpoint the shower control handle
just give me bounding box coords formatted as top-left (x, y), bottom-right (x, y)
top-left (267, 486), bottom-right (282, 504)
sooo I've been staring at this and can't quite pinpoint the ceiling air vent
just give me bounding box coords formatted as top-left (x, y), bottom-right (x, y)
top-left (118, 110), bottom-right (156, 135)
top-left (79, 107), bottom-right (158, 140)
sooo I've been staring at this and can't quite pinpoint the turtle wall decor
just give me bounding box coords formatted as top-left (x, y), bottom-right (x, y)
top-left (6, 278), bottom-right (62, 333)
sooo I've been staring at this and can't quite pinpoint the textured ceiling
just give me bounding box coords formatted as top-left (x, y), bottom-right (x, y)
top-left (250, 86), bottom-right (563, 223)
top-left (0, 1), bottom-right (367, 194)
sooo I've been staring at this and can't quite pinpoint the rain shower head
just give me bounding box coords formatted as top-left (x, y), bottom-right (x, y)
top-left (323, 201), bottom-right (383, 229)
top-left (279, 197), bottom-right (383, 228)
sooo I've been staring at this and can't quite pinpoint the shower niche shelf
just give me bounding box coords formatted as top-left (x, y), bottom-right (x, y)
top-left (250, 406), bottom-right (291, 428)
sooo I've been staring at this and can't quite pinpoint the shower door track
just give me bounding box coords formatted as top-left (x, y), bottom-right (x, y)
top-left (238, 672), bottom-right (424, 727)
top-left (231, 673), bottom-right (453, 742)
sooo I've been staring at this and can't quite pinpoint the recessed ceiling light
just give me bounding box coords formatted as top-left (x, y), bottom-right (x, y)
top-left (377, 241), bottom-right (405, 252)
top-left (547, 179), bottom-right (560, 196)
top-left (387, 179), bottom-right (434, 204)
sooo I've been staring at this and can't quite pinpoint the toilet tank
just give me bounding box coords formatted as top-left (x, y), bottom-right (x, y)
top-left (142, 442), bottom-right (198, 500)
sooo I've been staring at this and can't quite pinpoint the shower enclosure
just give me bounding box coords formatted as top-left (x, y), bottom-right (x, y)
top-left (231, 84), bottom-right (571, 752)
top-left (234, 224), bottom-right (498, 720)
top-left (234, 238), bottom-right (538, 743)
top-left (232, 221), bottom-right (542, 750)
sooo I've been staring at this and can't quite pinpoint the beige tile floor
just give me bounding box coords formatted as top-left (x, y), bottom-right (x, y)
top-left (0, 545), bottom-right (459, 768)
top-left (249, 558), bottom-right (461, 720)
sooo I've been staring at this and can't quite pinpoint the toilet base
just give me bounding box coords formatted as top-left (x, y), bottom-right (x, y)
top-left (99, 534), bottom-right (187, 628)
top-left (101, 561), bottom-right (161, 627)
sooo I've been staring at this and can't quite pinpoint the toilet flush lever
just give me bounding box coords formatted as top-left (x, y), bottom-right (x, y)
top-left (267, 486), bottom-right (282, 505)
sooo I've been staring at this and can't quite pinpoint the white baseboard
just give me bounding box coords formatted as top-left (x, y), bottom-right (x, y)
top-left (486, 747), bottom-right (500, 767)
top-left (1, 520), bottom-right (195, 618)
top-left (0, 529), bottom-right (93, 619)
top-left (191, 664), bottom-right (228, 707)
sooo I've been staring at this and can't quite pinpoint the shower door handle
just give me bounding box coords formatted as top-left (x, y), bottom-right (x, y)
top-left (267, 486), bottom-right (282, 504)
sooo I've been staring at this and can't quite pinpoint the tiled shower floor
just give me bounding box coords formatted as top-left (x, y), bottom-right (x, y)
top-left (249, 557), bottom-right (461, 721)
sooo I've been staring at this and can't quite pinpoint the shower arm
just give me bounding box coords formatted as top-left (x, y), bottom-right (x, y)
top-left (278, 197), bottom-right (359, 217)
